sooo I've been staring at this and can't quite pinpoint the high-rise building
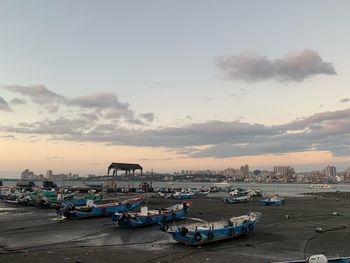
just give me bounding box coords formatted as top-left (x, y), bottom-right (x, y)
top-left (240, 164), bottom-right (250, 176)
top-left (46, 170), bottom-right (53, 179)
top-left (273, 166), bottom-right (294, 175)
top-left (325, 165), bottom-right (336, 177)
top-left (21, 169), bottom-right (34, 180)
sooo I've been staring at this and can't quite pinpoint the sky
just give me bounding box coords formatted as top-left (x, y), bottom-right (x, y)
top-left (1, 0), bottom-right (350, 177)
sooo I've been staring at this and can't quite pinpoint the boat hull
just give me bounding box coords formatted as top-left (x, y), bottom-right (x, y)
top-left (168, 212), bottom-right (261, 246)
top-left (113, 202), bottom-right (192, 228)
top-left (60, 197), bottom-right (143, 219)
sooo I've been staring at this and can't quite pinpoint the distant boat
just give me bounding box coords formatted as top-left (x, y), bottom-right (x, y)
top-left (111, 201), bottom-right (192, 228)
top-left (260, 196), bottom-right (284, 206)
top-left (214, 181), bottom-right (230, 188)
top-left (163, 212), bottom-right (261, 245)
top-left (58, 196), bottom-right (143, 219)
top-left (172, 192), bottom-right (193, 199)
top-left (194, 189), bottom-right (210, 197)
top-left (269, 254), bottom-right (350, 263)
top-left (223, 195), bottom-right (250, 204)
top-left (83, 182), bottom-right (103, 190)
top-left (309, 184), bottom-right (335, 189)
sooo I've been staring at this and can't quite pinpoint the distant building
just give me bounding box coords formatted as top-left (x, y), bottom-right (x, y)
top-left (273, 166), bottom-right (294, 175)
top-left (46, 170), bottom-right (53, 179)
top-left (240, 164), bottom-right (250, 177)
top-left (325, 165), bottom-right (336, 177)
top-left (21, 169), bottom-right (34, 180)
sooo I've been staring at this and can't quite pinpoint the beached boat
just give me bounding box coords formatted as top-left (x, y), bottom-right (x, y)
top-left (172, 192), bottom-right (193, 199)
top-left (309, 184), bottom-right (335, 189)
top-left (111, 201), bottom-right (192, 228)
top-left (270, 254), bottom-right (350, 263)
top-left (260, 196), bottom-right (284, 206)
top-left (194, 189), bottom-right (210, 197)
top-left (58, 196), bottom-right (143, 219)
top-left (223, 195), bottom-right (250, 204)
top-left (163, 212), bottom-right (261, 245)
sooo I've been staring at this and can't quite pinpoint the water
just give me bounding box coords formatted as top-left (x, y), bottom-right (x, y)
top-left (2, 180), bottom-right (350, 196)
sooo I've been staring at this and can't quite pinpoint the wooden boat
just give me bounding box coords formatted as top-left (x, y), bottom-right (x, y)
top-left (194, 189), bottom-right (210, 197)
top-left (172, 192), bottom-right (193, 199)
top-left (111, 201), bottom-right (192, 228)
top-left (223, 195), bottom-right (250, 204)
top-left (164, 212), bottom-right (261, 245)
top-left (270, 254), bottom-right (350, 263)
top-left (59, 196), bottom-right (143, 219)
top-left (260, 196), bottom-right (284, 206)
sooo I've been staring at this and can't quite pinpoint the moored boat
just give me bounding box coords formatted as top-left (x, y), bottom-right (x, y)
top-left (58, 196), bottom-right (143, 219)
top-left (269, 254), bottom-right (350, 263)
top-left (223, 195), bottom-right (250, 204)
top-left (164, 212), bottom-right (261, 245)
top-left (172, 192), bottom-right (193, 199)
top-left (111, 201), bottom-right (192, 228)
top-left (260, 196), bottom-right (284, 206)
top-left (309, 184), bottom-right (335, 189)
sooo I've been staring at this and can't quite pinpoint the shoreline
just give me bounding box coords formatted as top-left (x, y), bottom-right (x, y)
top-left (1, 193), bottom-right (349, 262)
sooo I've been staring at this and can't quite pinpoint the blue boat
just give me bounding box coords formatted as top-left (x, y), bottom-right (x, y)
top-left (260, 196), bottom-right (284, 206)
top-left (172, 192), bottom-right (193, 199)
top-left (164, 212), bottom-right (261, 245)
top-left (111, 201), bottom-right (192, 228)
top-left (58, 196), bottom-right (143, 219)
top-left (268, 254), bottom-right (350, 263)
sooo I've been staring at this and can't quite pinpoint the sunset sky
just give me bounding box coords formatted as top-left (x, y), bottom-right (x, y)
top-left (1, 1), bottom-right (350, 178)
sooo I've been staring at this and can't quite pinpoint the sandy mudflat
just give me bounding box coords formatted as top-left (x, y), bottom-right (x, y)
top-left (0, 192), bottom-right (349, 263)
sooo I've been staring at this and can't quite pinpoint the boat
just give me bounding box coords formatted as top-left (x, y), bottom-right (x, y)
top-left (260, 196), bottom-right (284, 206)
top-left (163, 212), bottom-right (261, 245)
top-left (269, 254), bottom-right (350, 263)
top-left (223, 195), bottom-right (250, 204)
top-left (83, 182), bottom-right (103, 190)
top-left (172, 192), bottom-right (193, 199)
top-left (309, 184), bottom-right (335, 189)
top-left (194, 189), bottom-right (210, 197)
top-left (213, 181), bottom-right (231, 190)
top-left (58, 196), bottom-right (143, 219)
top-left (111, 201), bottom-right (192, 228)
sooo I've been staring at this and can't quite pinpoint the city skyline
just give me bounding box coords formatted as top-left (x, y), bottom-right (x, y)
top-left (1, 1), bottom-right (350, 178)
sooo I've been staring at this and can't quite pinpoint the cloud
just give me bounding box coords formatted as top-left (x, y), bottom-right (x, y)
top-left (67, 93), bottom-right (129, 109)
top-left (2, 85), bottom-right (65, 104)
top-left (2, 107), bottom-right (350, 159)
top-left (139, 113), bottom-right (155, 123)
top-left (10, 97), bottom-right (27, 105)
top-left (2, 85), bottom-right (154, 125)
top-left (0, 135), bottom-right (16, 140)
top-left (340, 98), bottom-right (350, 103)
top-left (0, 96), bottom-right (13, 112)
top-left (229, 88), bottom-right (247, 98)
top-left (216, 49), bottom-right (336, 82)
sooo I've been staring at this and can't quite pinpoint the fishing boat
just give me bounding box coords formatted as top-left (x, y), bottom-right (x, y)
top-left (260, 196), bottom-right (284, 206)
top-left (163, 212), bottom-right (261, 245)
top-left (269, 254), bottom-right (350, 263)
top-left (223, 195), bottom-right (250, 204)
top-left (53, 193), bottom-right (103, 208)
top-left (309, 184), bottom-right (335, 189)
top-left (111, 201), bottom-right (192, 228)
top-left (194, 189), bottom-right (210, 197)
top-left (172, 192), bottom-right (193, 199)
top-left (58, 196), bottom-right (143, 219)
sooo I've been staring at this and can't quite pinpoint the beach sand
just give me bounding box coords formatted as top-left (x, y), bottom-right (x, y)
top-left (0, 192), bottom-right (349, 263)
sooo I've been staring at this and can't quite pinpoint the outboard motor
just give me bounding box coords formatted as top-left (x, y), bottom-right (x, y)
top-left (59, 203), bottom-right (75, 217)
top-left (306, 255), bottom-right (328, 263)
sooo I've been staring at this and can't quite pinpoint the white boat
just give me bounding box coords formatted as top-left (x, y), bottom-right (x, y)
top-left (309, 184), bottom-right (335, 189)
top-left (213, 181), bottom-right (230, 188)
